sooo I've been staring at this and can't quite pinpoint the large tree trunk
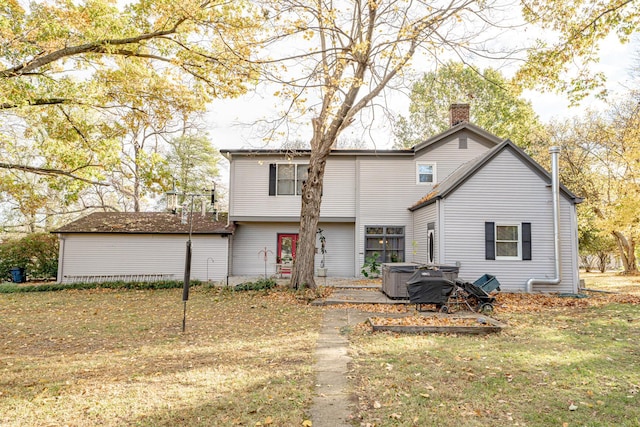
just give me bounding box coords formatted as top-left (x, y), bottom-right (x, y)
top-left (612, 231), bottom-right (638, 274)
top-left (290, 148), bottom-right (328, 289)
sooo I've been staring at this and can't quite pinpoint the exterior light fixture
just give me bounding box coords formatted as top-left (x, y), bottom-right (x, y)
top-left (166, 183), bottom-right (179, 214)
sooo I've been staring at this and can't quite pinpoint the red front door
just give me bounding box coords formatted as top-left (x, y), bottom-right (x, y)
top-left (277, 234), bottom-right (298, 264)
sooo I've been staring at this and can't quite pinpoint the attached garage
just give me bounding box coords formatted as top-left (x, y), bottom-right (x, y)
top-left (54, 212), bottom-right (234, 283)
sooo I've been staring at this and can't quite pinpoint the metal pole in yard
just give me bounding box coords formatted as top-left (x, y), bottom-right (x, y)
top-left (167, 186), bottom-right (216, 333)
top-left (182, 195), bottom-right (195, 333)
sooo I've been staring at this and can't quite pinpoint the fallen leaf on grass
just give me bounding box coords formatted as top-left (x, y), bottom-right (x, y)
top-left (302, 420), bottom-right (312, 426)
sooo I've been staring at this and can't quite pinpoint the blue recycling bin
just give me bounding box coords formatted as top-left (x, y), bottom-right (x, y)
top-left (10, 267), bottom-right (25, 283)
top-left (473, 274), bottom-right (500, 293)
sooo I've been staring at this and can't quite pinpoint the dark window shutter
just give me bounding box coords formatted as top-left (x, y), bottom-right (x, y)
top-left (485, 222), bottom-right (495, 260)
top-left (269, 164), bottom-right (276, 196)
top-left (522, 222), bottom-right (532, 260)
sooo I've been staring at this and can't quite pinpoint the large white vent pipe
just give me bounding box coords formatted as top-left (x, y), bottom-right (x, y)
top-left (526, 146), bottom-right (562, 292)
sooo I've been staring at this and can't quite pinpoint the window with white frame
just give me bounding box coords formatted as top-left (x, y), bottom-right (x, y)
top-left (495, 224), bottom-right (520, 259)
top-left (276, 164), bottom-right (308, 195)
top-left (416, 162), bottom-right (436, 184)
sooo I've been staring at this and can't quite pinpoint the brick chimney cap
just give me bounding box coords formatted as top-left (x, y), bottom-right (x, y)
top-left (449, 103), bottom-right (470, 127)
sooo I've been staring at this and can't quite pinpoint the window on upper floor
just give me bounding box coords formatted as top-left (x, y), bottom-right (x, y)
top-left (416, 162), bottom-right (436, 184)
top-left (269, 163), bottom-right (309, 196)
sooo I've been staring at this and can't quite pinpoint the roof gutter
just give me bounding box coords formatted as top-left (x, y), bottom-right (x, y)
top-left (526, 146), bottom-right (562, 292)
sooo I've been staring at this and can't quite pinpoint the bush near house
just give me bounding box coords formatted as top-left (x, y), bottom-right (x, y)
top-left (0, 280), bottom-right (197, 293)
top-left (0, 233), bottom-right (59, 281)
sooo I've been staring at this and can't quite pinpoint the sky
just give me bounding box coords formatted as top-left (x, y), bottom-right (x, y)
top-left (205, 32), bottom-right (638, 153)
top-left (524, 33), bottom-right (638, 123)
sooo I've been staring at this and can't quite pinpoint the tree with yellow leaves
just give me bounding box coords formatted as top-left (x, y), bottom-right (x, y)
top-left (551, 99), bottom-right (640, 274)
top-left (0, 0), bottom-right (259, 227)
top-left (252, 0), bottom-right (640, 289)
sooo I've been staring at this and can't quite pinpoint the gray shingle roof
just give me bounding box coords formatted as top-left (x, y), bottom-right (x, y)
top-left (53, 212), bottom-right (234, 234)
top-left (409, 140), bottom-right (582, 211)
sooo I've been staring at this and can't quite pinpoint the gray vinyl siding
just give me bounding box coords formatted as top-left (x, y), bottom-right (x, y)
top-left (440, 149), bottom-right (579, 293)
top-left (356, 158), bottom-right (416, 271)
top-left (414, 132), bottom-right (494, 183)
top-left (321, 159), bottom-right (357, 216)
top-left (231, 222), bottom-right (355, 277)
top-left (315, 223), bottom-right (355, 277)
top-left (355, 136), bottom-right (491, 273)
top-left (58, 234), bottom-right (229, 282)
top-left (412, 204), bottom-right (438, 264)
top-left (229, 156), bottom-right (356, 219)
top-left (231, 222), bottom-right (299, 276)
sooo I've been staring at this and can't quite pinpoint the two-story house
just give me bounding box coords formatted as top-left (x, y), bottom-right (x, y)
top-left (221, 104), bottom-right (582, 293)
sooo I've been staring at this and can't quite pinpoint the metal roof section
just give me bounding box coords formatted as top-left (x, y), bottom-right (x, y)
top-left (409, 140), bottom-right (583, 211)
top-left (220, 123), bottom-right (502, 159)
top-left (54, 212), bottom-right (234, 235)
top-left (220, 148), bottom-right (413, 159)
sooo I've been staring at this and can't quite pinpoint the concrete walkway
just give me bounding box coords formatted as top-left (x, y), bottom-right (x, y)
top-left (308, 308), bottom-right (369, 427)
top-left (306, 283), bottom-right (410, 425)
top-left (228, 277), bottom-right (405, 425)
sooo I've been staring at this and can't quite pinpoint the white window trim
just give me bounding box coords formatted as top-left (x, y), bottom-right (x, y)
top-left (416, 162), bottom-right (437, 185)
top-left (276, 163), bottom-right (308, 196)
top-left (495, 223), bottom-right (522, 260)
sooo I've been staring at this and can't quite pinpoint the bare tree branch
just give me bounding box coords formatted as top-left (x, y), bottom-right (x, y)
top-left (0, 162), bottom-right (109, 186)
top-left (1, 22), bottom-right (186, 78)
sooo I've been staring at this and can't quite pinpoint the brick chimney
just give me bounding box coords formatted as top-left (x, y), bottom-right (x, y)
top-left (449, 103), bottom-right (470, 127)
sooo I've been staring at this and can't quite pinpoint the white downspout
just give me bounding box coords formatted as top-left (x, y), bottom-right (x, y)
top-left (526, 146), bottom-right (562, 292)
top-left (57, 234), bottom-right (65, 283)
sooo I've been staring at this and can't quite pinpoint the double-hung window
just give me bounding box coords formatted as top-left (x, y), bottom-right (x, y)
top-left (495, 224), bottom-right (520, 259)
top-left (416, 162), bottom-right (436, 184)
top-left (270, 163), bottom-right (309, 195)
top-left (485, 222), bottom-right (532, 261)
